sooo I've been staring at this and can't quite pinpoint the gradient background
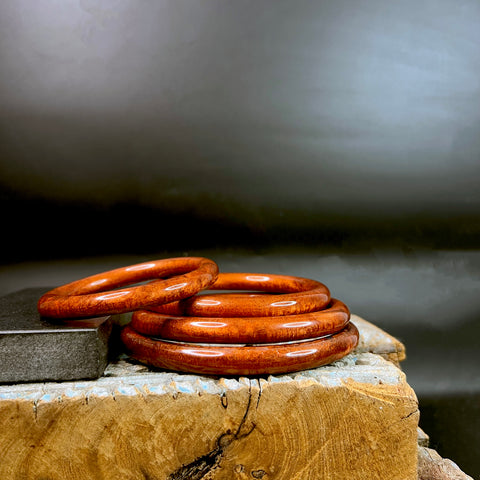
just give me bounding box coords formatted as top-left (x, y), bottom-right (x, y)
top-left (1, 1), bottom-right (479, 476)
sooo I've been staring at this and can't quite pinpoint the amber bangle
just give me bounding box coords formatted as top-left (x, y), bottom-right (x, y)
top-left (121, 322), bottom-right (359, 376)
top-left (151, 272), bottom-right (330, 317)
top-left (131, 298), bottom-right (350, 344)
top-left (37, 257), bottom-right (218, 319)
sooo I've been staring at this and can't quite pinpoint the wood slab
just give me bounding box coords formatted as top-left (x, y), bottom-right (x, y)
top-left (0, 316), bottom-right (420, 480)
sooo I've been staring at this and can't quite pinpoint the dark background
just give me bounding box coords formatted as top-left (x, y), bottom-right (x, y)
top-left (1, 1), bottom-right (479, 476)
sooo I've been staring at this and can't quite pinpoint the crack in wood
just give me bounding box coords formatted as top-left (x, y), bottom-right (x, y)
top-left (167, 380), bottom-right (258, 480)
top-left (384, 408), bottom-right (420, 433)
top-left (255, 379), bottom-right (262, 410)
top-left (402, 409), bottom-right (420, 420)
top-left (166, 443), bottom-right (224, 480)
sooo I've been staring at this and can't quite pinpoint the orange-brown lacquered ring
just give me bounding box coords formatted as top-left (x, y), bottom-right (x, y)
top-left (121, 322), bottom-right (359, 376)
top-left (150, 272), bottom-right (330, 317)
top-left (37, 257), bottom-right (218, 319)
top-left (131, 298), bottom-right (349, 344)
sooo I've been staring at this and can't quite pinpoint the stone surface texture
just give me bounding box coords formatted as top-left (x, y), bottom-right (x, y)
top-left (417, 427), bottom-right (430, 448)
top-left (0, 288), bottom-right (111, 383)
top-left (418, 446), bottom-right (474, 480)
top-left (352, 315), bottom-right (406, 365)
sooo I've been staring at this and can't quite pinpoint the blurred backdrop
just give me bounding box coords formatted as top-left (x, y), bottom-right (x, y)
top-left (0, 0), bottom-right (479, 476)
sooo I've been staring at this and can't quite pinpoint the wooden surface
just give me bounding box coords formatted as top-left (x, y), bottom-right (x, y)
top-left (0, 316), bottom-right (419, 480)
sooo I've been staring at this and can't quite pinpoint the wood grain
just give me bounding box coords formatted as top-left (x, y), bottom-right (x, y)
top-left (0, 323), bottom-right (419, 480)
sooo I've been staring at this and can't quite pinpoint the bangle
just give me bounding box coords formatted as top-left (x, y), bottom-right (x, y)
top-left (150, 272), bottom-right (330, 317)
top-left (37, 257), bottom-right (218, 318)
top-left (130, 298), bottom-right (350, 344)
top-left (121, 322), bottom-right (359, 376)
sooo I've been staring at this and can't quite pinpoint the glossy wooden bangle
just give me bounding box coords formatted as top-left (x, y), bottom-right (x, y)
top-left (150, 272), bottom-right (330, 317)
top-left (37, 257), bottom-right (218, 319)
top-left (121, 322), bottom-right (359, 376)
top-left (131, 298), bottom-right (350, 344)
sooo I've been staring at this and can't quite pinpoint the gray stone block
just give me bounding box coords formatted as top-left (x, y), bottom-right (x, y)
top-left (0, 288), bottom-right (112, 383)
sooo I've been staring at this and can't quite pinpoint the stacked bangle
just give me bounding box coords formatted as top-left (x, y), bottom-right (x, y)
top-left (38, 259), bottom-right (358, 375)
top-left (121, 272), bottom-right (358, 375)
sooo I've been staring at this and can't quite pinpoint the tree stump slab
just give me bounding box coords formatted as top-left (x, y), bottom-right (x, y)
top-left (0, 317), bottom-right (419, 480)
